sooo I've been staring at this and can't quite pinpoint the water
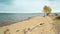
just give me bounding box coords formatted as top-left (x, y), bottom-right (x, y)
top-left (0, 13), bottom-right (44, 26)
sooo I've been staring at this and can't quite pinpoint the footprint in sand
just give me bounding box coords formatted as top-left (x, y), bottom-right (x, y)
top-left (4, 29), bottom-right (11, 34)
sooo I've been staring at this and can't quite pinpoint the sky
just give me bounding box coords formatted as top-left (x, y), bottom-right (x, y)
top-left (0, 0), bottom-right (60, 13)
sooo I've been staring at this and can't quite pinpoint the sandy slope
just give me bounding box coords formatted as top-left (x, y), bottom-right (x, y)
top-left (0, 16), bottom-right (57, 34)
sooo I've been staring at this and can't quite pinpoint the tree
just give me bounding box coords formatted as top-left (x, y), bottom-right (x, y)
top-left (43, 5), bottom-right (51, 16)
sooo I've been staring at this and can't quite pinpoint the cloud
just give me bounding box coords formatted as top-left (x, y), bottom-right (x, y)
top-left (0, 0), bottom-right (60, 13)
top-left (0, 0), bottom-right (44, 13)
top-left (0, 0), bottom-right (13, 5)
top-left (0, 0), bottom-right (13, 12)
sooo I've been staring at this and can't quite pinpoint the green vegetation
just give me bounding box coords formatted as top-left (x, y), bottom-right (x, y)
top-left (54, 13), bottom-right (60, 19)
top-left (56, 16), bottom-right (60, 19)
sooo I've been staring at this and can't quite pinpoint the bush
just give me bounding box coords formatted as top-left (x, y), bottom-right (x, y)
top-left (56, 16), bottom-right (60, 19)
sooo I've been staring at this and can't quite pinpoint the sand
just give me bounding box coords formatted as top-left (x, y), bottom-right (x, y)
top-left (0, 16), bottom-right (57, 34)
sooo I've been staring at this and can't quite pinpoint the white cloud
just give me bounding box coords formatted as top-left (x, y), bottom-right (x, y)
top-left (0, 0), bottom-right (60, 13)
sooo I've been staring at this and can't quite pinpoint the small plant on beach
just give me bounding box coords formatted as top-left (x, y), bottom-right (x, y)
top-left (43, 5), bottom-right (51, 16)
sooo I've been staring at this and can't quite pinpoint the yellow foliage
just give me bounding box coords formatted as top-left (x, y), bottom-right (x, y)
top-left (43, 5), bottom-right (51, 13)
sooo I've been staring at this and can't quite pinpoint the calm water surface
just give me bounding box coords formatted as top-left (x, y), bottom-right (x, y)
top-left (0, 13), bottom-right (44, 25)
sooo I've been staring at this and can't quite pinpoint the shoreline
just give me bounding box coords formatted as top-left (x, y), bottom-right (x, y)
top-left (0, 16), bottom-right (58, 34)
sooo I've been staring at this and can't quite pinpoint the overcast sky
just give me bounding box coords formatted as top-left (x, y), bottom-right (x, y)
top-left (0, 0), bottom-right (60, 13)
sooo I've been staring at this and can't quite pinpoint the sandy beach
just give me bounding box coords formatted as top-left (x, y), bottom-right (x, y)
top-left (0, 16), bottom-right (57, 34)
